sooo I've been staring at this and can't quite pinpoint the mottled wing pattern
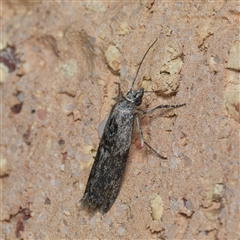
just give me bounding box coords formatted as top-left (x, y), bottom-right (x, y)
top-left (81, 99), bottom-right (134, 213)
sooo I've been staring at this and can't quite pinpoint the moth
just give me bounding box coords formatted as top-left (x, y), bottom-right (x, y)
top-left (80, 38), bottom-right (185, 214)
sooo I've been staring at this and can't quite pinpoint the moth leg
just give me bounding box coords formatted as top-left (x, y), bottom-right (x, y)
top-left (135, 114), bottom-right (167, 159)
top-left (136, 103), bottom-right (186, 116)
top-left (135, 113), bottom-right (144, 147)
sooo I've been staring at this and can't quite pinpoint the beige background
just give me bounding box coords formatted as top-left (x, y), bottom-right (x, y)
top-left (1, 1), bottom-right (239, 239)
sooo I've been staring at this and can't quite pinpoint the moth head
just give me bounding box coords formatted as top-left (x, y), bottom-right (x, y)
top-left (126, 88), bottom-right (144, 106)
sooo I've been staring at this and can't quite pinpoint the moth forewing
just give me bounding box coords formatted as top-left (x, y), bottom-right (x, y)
top-left (80, 94), bottom-right (139, 214)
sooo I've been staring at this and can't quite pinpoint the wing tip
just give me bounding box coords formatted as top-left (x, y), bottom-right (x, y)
top-left (79, 193), bottom-right (111, 215)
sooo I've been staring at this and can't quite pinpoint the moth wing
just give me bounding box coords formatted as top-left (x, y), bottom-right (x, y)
top-left (81, 105), bottom-right (134, 213)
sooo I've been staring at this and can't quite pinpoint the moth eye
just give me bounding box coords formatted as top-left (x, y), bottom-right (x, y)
top-left (134, 97), bottom-right (142, 106)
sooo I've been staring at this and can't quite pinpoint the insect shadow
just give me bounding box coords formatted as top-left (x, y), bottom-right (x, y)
top-left (80, 37), bottom-right (186, 214)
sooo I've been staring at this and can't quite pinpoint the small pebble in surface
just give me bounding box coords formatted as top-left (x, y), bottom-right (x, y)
top-left (16, 92), bottom-right (25, 102)
top-left (37, 109), bottom-right (46, 120)
top-left (0, 157), bottom-right (11, 177)
top-left (227, 41), bottom-right (240, 71)
top-left (105, 45), bottom-right (122, 74)
top-left (63, 210), bottom-right (70, 216)
top-left (151, 194), bottom-right (164, 220)
top-left (60, 164), bottom-right (65, 172)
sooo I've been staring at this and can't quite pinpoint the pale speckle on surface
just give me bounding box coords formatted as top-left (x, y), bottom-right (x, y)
top-left (84, 1), bottom-right (106, 12)
top-left (116, 203), bottom-right (127, 213)
top-left (60, 164), bottom-right (65, 172)
top-left (62, 104), bottom-right (75, 115)
top-left (73, 170), bottom-right (79, 178)
top-left (84, 135), bottom-right (93, 145)
top-left (58, 61), bottom-right (78, 79)
top-left (170, 157), bottom-right (178, 168)
top-left (120, 65), bottom-right (127, 77)
top-left (0, 63), bottom-right (9, 83)
top-left (186, 199), bottom-right (193, 211)
top-left (0, 157), bottom-right (11, 177)
top-left (118, 22), bottom-right (130, 36)
top-left (117, 227), bottom-right (125, 236)
top-left (67, 147), bottom-right (74, 157)
top-left (83, 145), bottom-right (93, 154)
top-left (16, 92), bottom-right (25, 102)
top-left (90, 218), bottom-right (97, 226)
top-left (63, 211), bottom-right (70, 216)
top-left (224, 72), bottom-right (240, 122)
top-left (170, 198), bottom-right (178, 212)
top-left (39, 214), bottom-right (46, 221)
top-left (81, 154), bottom-right (92, 162)
top-left (209, 56), bottom-right (218, 73)
top-left (104, 218), bottom-right (112, 225)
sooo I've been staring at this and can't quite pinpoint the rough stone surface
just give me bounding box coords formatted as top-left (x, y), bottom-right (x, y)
top-left (227, 41), bottom-right (240, 71)
top-left (1, 1), bottom-right (239, 239)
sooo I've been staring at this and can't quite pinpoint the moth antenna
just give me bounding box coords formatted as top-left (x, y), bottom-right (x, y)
top-left (130, 37), bottom-right (158, 91)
